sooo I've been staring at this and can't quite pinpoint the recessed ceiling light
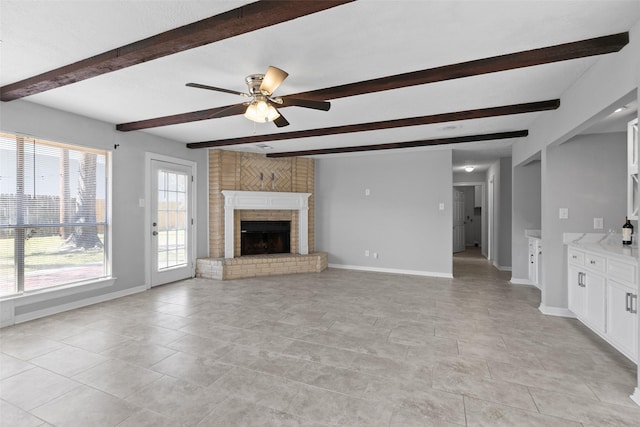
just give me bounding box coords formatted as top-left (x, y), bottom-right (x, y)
top-left (464, 166), bottom-right (475, 172)
top-left (614, 106), bottom-right (626, 113)
top-left (256, 143), bottom-right (273, 150)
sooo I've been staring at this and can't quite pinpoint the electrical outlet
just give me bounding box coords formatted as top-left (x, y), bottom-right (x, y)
top-left (365, 188), bottom-right (371, 196)
top-left (594, 217), bottom-right (604, 229)
top-left (559, 208), bottom-right (569, 219)
top-left (373, 252), bottom-right (379, 259)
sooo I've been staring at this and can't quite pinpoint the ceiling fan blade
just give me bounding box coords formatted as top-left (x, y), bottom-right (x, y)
top-left (186, 82), bottom-right (249, 97)
top-left (260, 66), bottom-right (288, 95)
top-left (281, 97), bottom-right (331, 111)
top-left (273, 110), bottom-right (290, 128)
top-left (210, 103), bottom-right (249, 119)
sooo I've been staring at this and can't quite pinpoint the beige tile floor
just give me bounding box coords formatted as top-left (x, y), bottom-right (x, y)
top-left (1, 248), bottom-right (639, 426)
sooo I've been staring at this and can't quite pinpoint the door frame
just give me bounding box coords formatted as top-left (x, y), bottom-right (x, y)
top-left (452, 188), bottom-right (466, 253)
top-left (144, 152), bottom-right (197, 289)
top-left (453, 181), bottom-right (486, 253)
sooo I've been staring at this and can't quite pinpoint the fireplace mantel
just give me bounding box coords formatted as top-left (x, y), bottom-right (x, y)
top-left (221, 190), bottom-right (311, 258)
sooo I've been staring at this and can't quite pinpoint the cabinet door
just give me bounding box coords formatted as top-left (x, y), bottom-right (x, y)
top-left (584, 271), bottom-right (606, 335)
top-left (606, 281), bottom-right (638, 362)
top-left (568, 265), bottom-right (586, 319)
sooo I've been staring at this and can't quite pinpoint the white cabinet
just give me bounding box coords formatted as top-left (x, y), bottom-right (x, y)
top-left (607, 280), bottom-right (638, 360)
top-left (568, 250), bottom-right (606, 334)
top-left (568, 264), bottom-right (587, 319)
top-left (584, 271), bottom-right (606, 335)
top-left (528, 238), bottom-right (541, 288)
top-left (567, 244), bottom-right (638, 363)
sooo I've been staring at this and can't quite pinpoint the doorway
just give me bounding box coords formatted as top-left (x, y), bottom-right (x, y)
top-left (147, 156), bottom-right (196, 287)
top-left (453, 182), bottom-right (486, 254)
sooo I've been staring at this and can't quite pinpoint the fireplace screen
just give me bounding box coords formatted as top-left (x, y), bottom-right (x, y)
top-left (241, 221), bottom-right (291, 255)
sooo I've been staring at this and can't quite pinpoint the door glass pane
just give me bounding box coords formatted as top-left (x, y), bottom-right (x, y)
top-left (157, 169), bottom-right (188, 271)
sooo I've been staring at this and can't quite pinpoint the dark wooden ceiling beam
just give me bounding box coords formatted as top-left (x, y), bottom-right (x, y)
top-left (186, 99), bottom-right (559, 149)
top-left (0, 0), bottom-right (355, 102)
top-left (266, 130), bottom-right (529, 157)
top-left (118, 32), bottom-right (625, 132)
top-left (296, 32), bottom-right (629, 101)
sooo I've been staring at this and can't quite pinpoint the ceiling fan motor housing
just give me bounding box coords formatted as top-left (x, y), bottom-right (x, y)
top-left (245, 74), bottom-right (266, 95)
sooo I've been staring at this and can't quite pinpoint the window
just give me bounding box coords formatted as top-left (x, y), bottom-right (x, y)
top-left (0, 132), bottom-right (110, 297)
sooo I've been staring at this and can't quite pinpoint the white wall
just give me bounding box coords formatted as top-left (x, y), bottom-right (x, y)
top-left (511, 160), bottom-right (542, 283)
top-left (315, 149), bottom-right (453, 277)
top-left (486, 157), bottom-right (512, 270)
top-left (499, 158), bottom-right (512, 268)
top-left (453, 171), bottom-right (486, 183)
top-left (541, 132), bottom-right (627, 312)
top-left (513, 20), bottom-right (640, 166)
top-left (0, 100), bottom-right (209, 321)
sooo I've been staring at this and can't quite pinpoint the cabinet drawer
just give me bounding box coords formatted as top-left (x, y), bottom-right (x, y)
top-left (568, 249), bottom-right (584, 265)
top-left (584, 253), bottom-right (606, 273)
top-left (608, 259), bottom-right (637, 287)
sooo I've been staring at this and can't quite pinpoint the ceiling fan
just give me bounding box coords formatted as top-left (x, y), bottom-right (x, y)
top-left (186, 66), bottom-right (331, 128)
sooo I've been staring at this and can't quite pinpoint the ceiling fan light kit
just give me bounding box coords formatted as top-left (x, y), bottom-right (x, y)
top-left (244, 97), bottom-right (280, 123)
top-left (186, 66), bottom-right (330, 128)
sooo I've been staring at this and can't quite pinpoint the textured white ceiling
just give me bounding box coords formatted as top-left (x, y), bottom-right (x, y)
top-left (1, 0), bottom-right (639, 169)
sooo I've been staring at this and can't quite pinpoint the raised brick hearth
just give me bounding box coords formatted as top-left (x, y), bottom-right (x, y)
top-left (196, 252), bottom-right (328, 280)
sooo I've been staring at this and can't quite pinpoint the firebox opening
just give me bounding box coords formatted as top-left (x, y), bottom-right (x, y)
top-left (241, 221), bottom-right (291, 255)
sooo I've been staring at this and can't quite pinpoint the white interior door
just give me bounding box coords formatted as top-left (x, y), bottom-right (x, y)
top-left (453, 189), bottom-right (465, 253)
top-left (150, 160), bottom-right (193, 286)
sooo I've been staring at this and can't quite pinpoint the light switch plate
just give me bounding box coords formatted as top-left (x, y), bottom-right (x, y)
top-left (439, 203), bottom-right (445, 211)
top-left (559, 208), bottom-right (569, 219)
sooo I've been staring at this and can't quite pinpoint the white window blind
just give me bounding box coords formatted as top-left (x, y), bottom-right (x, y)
top-left (0, 132), bottom-right (110, 296)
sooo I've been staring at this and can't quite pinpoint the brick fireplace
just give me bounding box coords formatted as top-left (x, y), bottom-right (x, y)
top-left (196, 150), bottom-right (327, 280)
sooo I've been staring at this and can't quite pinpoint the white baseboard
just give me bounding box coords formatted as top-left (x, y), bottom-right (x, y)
top-left (11, 285), bottom-right (147, 325)
top-left (0, 299), bottom-right (16, 328)
top-left (328, 264), bottom-right (453, 279)
top-left (492, 261), bottom-right (512, 272)
top-left (631, 388), bottom-right (640, 407)
top-left (538, 304), bottom-right (576, 318)
top-left (510, 278), bottom-right (534, 286)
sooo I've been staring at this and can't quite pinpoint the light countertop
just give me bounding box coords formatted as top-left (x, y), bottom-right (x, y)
top-left (525, 229), bottom-right (541, 240)
top-left (566, 233), bottom-right (638, 263)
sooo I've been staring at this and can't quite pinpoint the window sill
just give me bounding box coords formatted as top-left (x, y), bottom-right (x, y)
top-left (1, 277), bottom-right (117, 307)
